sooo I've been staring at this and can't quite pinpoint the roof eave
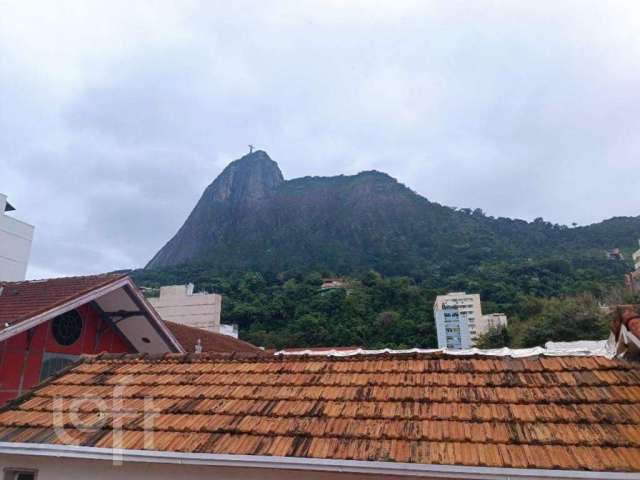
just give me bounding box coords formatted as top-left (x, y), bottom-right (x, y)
top-left (0, 443), bottom-right (635, 480)
top-left (0, 276), bottom-right (185, 354)
top-left (121, 277), bottom-right (184, 354)
top-left (0, 276), bottom-right (131, 343)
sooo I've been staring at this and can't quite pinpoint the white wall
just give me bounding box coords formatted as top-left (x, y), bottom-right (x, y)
top-left (219, 323), bottom-right (239, 338)
top-left (0, 194), bottom-right (34, 282)
top-left (0, 454), bottom-right (441, 480)
top-left (480, 313), bottom-right (508, 333)
top-left (148, 284), bottom-right (221, 332)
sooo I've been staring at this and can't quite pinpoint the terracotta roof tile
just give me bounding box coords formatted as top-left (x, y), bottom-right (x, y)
top-left (0, 274), bottom-right (126, 328)
top-left (1, 352), bottom-right (639, 472)
top-left (163, 321), bottom-right (263, 355)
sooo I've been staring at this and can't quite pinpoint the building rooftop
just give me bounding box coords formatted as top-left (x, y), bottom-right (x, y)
top-left (163, 320), bottom-right (263, 355)
top-left (1, 352), bottom-right (639, 473)
top-left (0, 274), bottom-right (127, 329)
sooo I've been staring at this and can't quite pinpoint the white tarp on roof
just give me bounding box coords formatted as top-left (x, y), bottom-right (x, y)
top-left (274, 338), bottom-right (616, 358)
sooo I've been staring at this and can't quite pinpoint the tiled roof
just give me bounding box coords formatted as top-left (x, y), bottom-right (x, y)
top-left (0, 274), bottom-right (126, 328)
top-left (164, 321), bottom-right (264, 354)
top-left (1, 353), bottom-right (640, 472)
top-left (275, 346), bottom-right (361, 354)
top-left (612, 305), bottom-right (640, 341)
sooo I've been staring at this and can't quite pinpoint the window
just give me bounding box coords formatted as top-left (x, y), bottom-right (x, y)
top-left (51, 310), bottom-right (83, 346)
top-left (4, 469), bottom-right (37, 480)
top-left (40, 353), bottom-right (79, 382)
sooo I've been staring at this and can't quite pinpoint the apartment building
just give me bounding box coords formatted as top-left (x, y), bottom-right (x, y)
top-left (434, 292), bottom-right (482, 349)
top-left (0, 193), bottom-right (34, 281)
top-left (434, 292), bottom-right (508, 349)
top-left (148, 284), bottom-right (222, 333)
top-left (482, 312), bottom-right (508, 330)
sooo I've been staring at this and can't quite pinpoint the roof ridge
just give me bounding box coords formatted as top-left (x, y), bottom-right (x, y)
top-left (0, 272), bottom-right (127, 286)
top-left (79, 351), bottom-right (632, 365)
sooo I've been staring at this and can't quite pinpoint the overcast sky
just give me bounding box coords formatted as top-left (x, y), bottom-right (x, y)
top-left (1, 1), bottom-right (639, 279)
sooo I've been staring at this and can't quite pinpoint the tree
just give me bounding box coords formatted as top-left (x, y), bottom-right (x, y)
top-left (475, 326), bottom-right (511, 349)
top-left (517, 294), bottom-right (610, 348)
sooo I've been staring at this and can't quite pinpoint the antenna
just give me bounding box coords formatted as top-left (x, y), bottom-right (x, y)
top-left (248, 144), bottom-right (254, 154)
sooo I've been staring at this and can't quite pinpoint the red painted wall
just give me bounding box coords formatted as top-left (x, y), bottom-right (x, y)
top-left (0, 303), bottom-right (133, 404)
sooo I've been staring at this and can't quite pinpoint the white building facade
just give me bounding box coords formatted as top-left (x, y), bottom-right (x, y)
top-left (480, 313), bottom-right (508, 332)
top-left (0, 194), bottom-right (34, 281)
top-left (434, 292), bottom-right (507, 349)
top-left (633, 239), bottom-right (640, 271)
top-left (149, 284), bottom-right (222, 332)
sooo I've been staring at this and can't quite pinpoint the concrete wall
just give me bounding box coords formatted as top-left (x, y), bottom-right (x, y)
top-left (0, 455), bottom-right (448, 480)
top-left (480, 313), bottom-right (508, 333)
top-left (0, 194), bottom-right (34, 282)
top-left (219, 323), bottom-right (239, 338)
top-left (148, 284), bottom-right (221, 333)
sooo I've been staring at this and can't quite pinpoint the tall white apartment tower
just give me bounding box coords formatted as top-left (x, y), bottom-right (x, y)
top-left (0, 194), bottom-right (34, 281)
top-left (434, 292), bottom-right (483, 349)
top-left (434, 292), bottom-right (508, 349)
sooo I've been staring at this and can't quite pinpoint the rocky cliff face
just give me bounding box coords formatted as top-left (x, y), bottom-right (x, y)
top-left (204, 150), bottom-right (284, 206)
top-left (147, 151), bottom-right (283, 268)
top-left (147, 150), bottom-right (640, 275)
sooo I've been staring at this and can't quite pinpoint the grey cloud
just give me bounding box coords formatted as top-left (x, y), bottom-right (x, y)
top-left (1, 1), bottom-right (639, 277)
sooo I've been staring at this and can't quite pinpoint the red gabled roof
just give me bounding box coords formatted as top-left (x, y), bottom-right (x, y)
top-left (164, 321), bottom-right (264, 354)
top-left (0, 274), bottom-right (126, 329)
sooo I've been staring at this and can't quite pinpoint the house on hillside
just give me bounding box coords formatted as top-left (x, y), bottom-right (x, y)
top-left (320, 278), bottom-right (347, 291)
top-left (606, 248), bottom-right (624, 261)
top-left (0, 274), bottom-right (262, 404)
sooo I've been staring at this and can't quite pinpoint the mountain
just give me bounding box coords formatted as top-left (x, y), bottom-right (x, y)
top-left (147, 151), bottom-right (640, 276)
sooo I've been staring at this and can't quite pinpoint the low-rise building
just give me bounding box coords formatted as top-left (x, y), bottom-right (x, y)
top-left (320, 278), bottom-right (347, 291)
top-left (0, 274), bottom-right (184, 404)
top-left (148, 284), bottom-right (221, 333)
top-left (481, 312), bottom-right (508, 331)
top-left (0, 194), bottom-right (34, 281)
top-left (633, 239), bottom-right (640, 271)
top-left (0, 274), bottom-right (263, 405)
top-left (606, 248), bottom-right (624, 261)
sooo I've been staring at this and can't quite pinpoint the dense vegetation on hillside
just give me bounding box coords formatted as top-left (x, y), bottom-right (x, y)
top-left (132, 255), bottom-right (639, 349)
top-left (139, 151), bottom-right (640, 349)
